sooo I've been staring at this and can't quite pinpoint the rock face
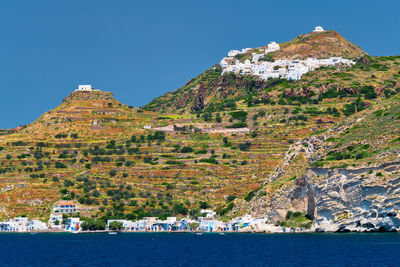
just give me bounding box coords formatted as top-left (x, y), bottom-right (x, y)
top-left (309, 162), bottom-right (400, 232)
top-left (249, 158), bottom-right (400, 232)
top-left (246, 110), bottom-right (400, 232)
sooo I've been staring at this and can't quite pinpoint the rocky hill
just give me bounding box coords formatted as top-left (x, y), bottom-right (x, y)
top-left (15, 90), bottom-right (140, 141)
top-left (271, 30), bottom-right (366, 60)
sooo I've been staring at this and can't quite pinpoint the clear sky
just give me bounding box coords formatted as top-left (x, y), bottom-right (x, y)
top-left (1, 0), bottom-right (399, 128)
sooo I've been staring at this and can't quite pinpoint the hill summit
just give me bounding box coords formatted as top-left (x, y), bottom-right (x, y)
top-left (6, 85), bottom-right (141, 142)
top-left (270, 28), bottom-right (366, 59)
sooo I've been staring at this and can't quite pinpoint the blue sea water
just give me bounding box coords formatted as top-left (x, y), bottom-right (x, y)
top-left (0, 233), bottom-right (399, 266)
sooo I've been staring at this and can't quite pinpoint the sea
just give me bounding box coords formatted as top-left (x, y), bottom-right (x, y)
top-left (0, 232), bottom-right (399, 266)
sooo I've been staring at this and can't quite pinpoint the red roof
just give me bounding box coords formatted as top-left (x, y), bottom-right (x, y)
top-left (59, 201), bottom-right (75, 206)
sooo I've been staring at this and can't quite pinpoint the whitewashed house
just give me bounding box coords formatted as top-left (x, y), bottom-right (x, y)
top-left (220, 58), bottom-right (229, 67)
top-left (76, 84), bottom-right (93, 91)
top-left (64, 217), bottom-right (81, 232)
top-left (49, 213), bottom-right (63, 229)
top-left (252, 53), bottom-right (265, 63)
top-left (52, 201), bottom-right (77, 214)
top-left (27, 220), bottom-right (47, 231)
top-left (200, 209), bottom-right (217, 218)
top-left (314, 26), bottom-right (325, 32)
top-left (265, 41), bottom-right (280, 53)
top-left (228, 50), bottom-right (241, 57)
top-left (0, 217), bottom-right (47, 232)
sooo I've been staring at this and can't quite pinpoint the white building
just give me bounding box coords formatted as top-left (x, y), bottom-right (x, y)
top-left (0, 217), bottom-right (47, 232)
top-left (49, 213), bottom-right (63, 229)
top-left (76, 84), bottom-right (93, 91)
top-left (265, 41), bottom-right (280, 53)
top-left (314, 26), bottom-right (325, 32)
top-left (228, 50), bottom-right (241, 57)
top-left (200, 209), bottom-right (217, 218)
top-left (198, 217), bottom-right (224, 232)
top-left (52, 201), bottom-right (77, 214)
top-left (220, 58), bottom-right (229, 67)
top-left (64, 217), bottom-right (81, 232)
top-left (27, 220), bottom-right (47, 231)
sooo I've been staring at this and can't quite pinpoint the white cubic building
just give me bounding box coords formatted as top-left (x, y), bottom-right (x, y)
top-left (228, 50), bottom-right (241, 57)
top-left (313, 26), bottom-right (325, 32)
top-left (76, 85), bottom-right (93, 91)
top-left (265, 41), bottom-right (280, 54)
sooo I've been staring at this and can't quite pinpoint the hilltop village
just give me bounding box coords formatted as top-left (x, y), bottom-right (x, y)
top-left (220, 26), bottom-right (355, 80)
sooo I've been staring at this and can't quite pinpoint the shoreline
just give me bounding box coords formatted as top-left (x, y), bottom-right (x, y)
top-left (1, 229), bottom-right (399, 234)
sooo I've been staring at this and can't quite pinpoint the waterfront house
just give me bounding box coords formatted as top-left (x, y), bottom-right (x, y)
top-left (27, 220), bottom-right (47, 231)
top-left (64, 217), bottom-right (81, 232)
top-left (0, 217), bottom-right (28, 232)
top-left (0, 217), bottom-right (46, 232)
top-left (49, 213), bottom-right (63, 229)
top-left (198, 217), bottom-right (224, 232)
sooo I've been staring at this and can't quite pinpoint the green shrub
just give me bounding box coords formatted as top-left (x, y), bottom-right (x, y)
top-left (55, 162), bottom-right (67, 168)
top-left (194, 149), bottom-right (207, 154)
top-left (165, 160), bottom-right (185, 165)
top-left (181, 146), bottom-right (194, 153)
top-left (199, 158), bottom-right (218, 164)
top-left (244, 191), bottom-right (256, 201)
top-left (219, 202), bottom-right (234, 216)
top-left (173, 204), bottom-right (188, 215)
top-left (226, 195), bottom-right (237, 202)
top-left (342, 98), bottom-right (367, 116)
top-left (229, 111), bottom-right (248, 122)
top-left (81, 218), bottom-right (106, 231)
top-left (226, 122), bottom-right (247, 128)
top-left (109, 221), bottom-right (123, 231)
top-left (238, 141), bottom-right (251, 151)
top-left (360, 86), bottom-right (377, 99)
top-left (109, 169), bottom-right (117, 177)
top-left (55, 133), bottom-right (68, 139)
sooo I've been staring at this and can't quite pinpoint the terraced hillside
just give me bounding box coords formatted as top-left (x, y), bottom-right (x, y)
top-left (0, 79), bottom-right (368, 221)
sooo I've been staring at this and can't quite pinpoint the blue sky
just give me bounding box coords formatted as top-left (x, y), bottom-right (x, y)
top-left (0, 0), bottom-right (399, 128)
